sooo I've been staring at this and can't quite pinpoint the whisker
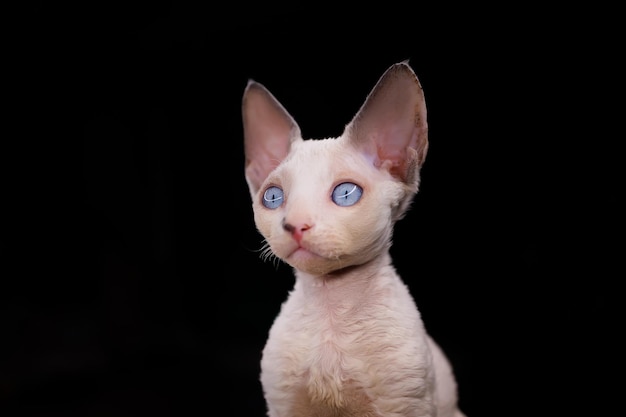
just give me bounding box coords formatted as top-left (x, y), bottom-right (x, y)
top-left (256, 240), bottom-right (282, 270)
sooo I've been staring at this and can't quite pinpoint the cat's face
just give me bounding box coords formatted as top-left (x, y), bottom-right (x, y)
top-left (251, 136), bottom-right (407, 276)
top-left (243, 61), bottom-right (429, 276)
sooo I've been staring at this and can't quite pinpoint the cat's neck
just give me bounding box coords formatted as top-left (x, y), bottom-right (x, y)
top-left (292, 252), bottom-right (398, 304)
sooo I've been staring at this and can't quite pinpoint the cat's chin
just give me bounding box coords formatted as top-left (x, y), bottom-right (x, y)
top-left (284, 247), bottom-right (337, 275)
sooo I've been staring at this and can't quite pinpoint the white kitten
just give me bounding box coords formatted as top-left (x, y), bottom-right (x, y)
top-left (242, 61), bottom-right (465, 417)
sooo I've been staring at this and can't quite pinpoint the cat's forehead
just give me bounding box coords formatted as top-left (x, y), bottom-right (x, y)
top-left (269, 137), bottom-right (378, 186)
top-left (291, 137), bottom-right (338, 154)
top-left (288, 137), bottom-right (357, 169)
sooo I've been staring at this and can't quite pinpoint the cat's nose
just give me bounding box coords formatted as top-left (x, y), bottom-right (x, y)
top-left (282, 220), bottom-right (312, 244)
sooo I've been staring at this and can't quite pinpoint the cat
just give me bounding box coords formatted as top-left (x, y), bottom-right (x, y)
top-left (242, 61), bottom-right (466, 417)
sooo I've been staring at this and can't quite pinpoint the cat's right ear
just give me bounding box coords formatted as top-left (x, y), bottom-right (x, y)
top-left (242, 80), bottom-right (302, 197)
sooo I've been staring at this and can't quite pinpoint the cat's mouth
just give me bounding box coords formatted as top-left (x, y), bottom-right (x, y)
top-left (287, 245), bottom-right (324, 262)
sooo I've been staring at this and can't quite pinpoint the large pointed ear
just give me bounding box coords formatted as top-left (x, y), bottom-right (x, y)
top-left (242, 80), bottom-right (302, 196)
top-left (344, 61), bottom-right (428, 187)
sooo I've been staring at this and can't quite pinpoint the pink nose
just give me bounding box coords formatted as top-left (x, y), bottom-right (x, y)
top-left (282, 221), bottom-right (312, 244)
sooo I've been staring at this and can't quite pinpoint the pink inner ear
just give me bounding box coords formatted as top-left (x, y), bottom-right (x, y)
top-left (369, 143), bottom-right (414, 183)
top-left (242, 81), bottom-right (301, 194)
top-left (346, 63), bottom-right (428, 183)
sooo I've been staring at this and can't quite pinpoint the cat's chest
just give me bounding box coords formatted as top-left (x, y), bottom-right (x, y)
top-left (265, 286), bottom-right (373, 366)
top-left (263, 278), bottom-right (417, 370)
top-left (260, 277), bottom-right (427, 411)
top-left (261, 290), bottom-right (372, 406)
top-left (276, 289), bottom-right (364, 350)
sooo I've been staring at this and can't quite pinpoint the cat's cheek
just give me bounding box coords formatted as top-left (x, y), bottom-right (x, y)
top-left (270, 240), bottom-right (298, 262)
top-left (252, 206), bottom-right (275, 238)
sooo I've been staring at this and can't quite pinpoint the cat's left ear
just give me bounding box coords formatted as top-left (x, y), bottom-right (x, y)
top-left (242, 80), bottom-right (302, 196)
top-left (344, 61), bottom-right (428, 186)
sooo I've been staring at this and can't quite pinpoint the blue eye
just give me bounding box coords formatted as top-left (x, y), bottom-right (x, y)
top-left (262, 186), bottom-right (284, 209)
top-left (332, 182), bottom-right (363, 207)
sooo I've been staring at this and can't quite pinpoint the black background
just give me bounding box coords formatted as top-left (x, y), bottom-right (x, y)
top-left (3, 3), bottom-right (620, 417)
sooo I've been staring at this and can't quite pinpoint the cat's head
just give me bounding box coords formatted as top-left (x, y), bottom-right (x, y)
top-left (242, 61), bottom-right (428, 276)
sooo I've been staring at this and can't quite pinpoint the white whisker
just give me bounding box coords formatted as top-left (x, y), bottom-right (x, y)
top-left (257, 240), bottom-right (282, 270)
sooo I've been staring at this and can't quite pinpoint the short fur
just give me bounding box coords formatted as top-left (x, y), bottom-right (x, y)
top-left (242, 61), bottom-right (466, 417)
